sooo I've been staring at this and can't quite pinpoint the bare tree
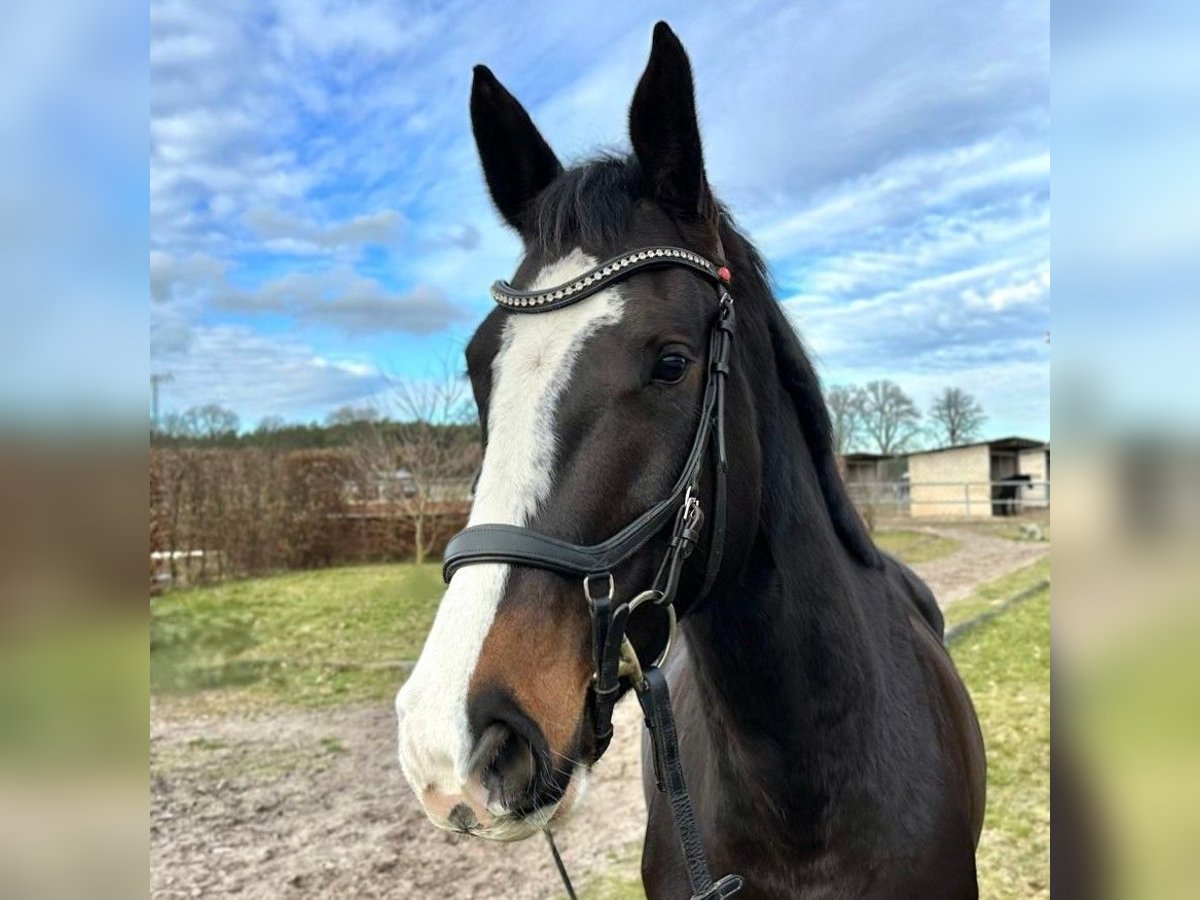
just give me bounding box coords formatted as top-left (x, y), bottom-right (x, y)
top-left (255, 414), bottom-right (287, 434)
top-left (826, 385), bottom-right (865, 455)
top-left (354, 358), bottom-right (479, 565)
top-left (157, 410), bottom-right (188, 438)
top-left (326, 404), bottom-right (379, 426)
top-left (162, 403), bottom-right (239, 440)
top-left (928, 387), bottom-right (987, 447)
top-left (859, 380), bottom-right (922, 455)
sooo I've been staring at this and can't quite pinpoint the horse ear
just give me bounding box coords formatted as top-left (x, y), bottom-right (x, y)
top-left (629, 22), bottom-right (710, 218)
top-left (471, 65), bottom-right (562, 232)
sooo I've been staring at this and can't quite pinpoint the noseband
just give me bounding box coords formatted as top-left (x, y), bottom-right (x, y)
top-left (443, 245), bottom-right (743, 899)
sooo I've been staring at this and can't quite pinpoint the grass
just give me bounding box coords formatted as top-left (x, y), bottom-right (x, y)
top-left (954, 582), bottom-right (1050, 898)
top-left (580, 844), bottom-right (644, 899)
top-left (873, 528), bottom-right (961, 564)
top-left (944, 556), bottom-right (1049, 632)
top-left (150, 563), bottom-right (444, 709)
top-left (149, 530), bottom-right (958, 713)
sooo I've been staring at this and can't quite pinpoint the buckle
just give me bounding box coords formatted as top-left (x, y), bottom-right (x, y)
top-left (674, 486), bottom-right (704, 549)
top-left (583, 572), bottom-right (614, 605)
top-left (694, 874), bottom-right (744, 899)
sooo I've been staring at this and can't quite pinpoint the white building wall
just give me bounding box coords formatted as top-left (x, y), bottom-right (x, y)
top-left (909, 445), bottom-right (992, 518)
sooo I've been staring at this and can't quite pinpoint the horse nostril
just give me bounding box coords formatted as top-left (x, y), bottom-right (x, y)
top-left (447, 802), bottom-right (477, 832)
top-left (469, 720), bottom-right (539, 812)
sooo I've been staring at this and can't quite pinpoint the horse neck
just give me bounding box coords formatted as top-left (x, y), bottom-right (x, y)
top-left (683, 349), bottom-right (883, 790)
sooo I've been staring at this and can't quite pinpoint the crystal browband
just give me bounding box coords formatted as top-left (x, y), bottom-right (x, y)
top-left (489, 245), bottom-right (730, 313)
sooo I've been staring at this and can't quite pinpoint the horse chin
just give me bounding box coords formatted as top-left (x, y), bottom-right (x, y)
top-left (470, 769), bottom-right (590, 843)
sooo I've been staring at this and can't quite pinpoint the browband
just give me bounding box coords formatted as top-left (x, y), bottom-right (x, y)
top-left (490, 245), bottom-right (730, 313)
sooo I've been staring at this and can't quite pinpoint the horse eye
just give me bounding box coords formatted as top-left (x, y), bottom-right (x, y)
top-left (651, 354), bottom-right (690, 384)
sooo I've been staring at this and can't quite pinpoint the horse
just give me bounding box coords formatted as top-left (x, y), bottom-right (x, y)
top-left (395, 21), bottom-right (986, 898)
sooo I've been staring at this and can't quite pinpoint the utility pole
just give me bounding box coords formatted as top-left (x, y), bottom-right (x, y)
top-left (151, 372), bottom-right (173, 430)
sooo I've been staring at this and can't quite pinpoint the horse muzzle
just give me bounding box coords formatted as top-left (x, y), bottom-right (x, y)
top-left (397, 686), bottom-right (582, 842)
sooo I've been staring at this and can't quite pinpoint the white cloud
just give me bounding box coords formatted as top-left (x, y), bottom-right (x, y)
top-left (150, 250), bottom-right (466, 336)
top-left (154, 324), bottom-right (387, 422)
top-left (244, 208), bottom-right (406, 253)
top-left (150, 250), bottom-right (225, 303)
top-left (147, 0), bottom-right (1050, 434)
top-left (963, 270), bottom-right (1050, 311)
top-left (214, 268), bottom-right (467, 335)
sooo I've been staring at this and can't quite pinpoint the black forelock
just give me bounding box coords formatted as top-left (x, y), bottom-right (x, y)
top-left (527, 153), bottom-right (641, 255)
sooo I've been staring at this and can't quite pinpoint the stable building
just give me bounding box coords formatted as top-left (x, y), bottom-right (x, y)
top-left (907, 437), bottom-right (1049, 518)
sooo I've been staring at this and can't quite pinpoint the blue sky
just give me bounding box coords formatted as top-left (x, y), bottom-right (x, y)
top-left (149, 0), bottom-right (1049, 440)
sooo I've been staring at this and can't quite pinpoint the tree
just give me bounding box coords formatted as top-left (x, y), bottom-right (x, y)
top-left (255, 415), bottom-right (287, 433)
top-left (159, 404), bottom-right (239, 440)
top-left (826, 385), bottom-right (866, 455)
top-left (156, 410), bottom-right (188, 439)
top-left (859, 380), bottom-right (922, 454)
top-left (928, 387), bottom-right (987, 447)
top-left (326, 404), bottom-right (379, 426)
top-left (186, 404), bottom-right (240, 440)
top-left (353, 359), bottom-right (479, 565)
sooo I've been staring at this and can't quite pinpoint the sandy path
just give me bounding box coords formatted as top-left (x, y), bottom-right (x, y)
top-left (151, 525), bottom-right (1046, 898)
top-left (904, 525), bottom-right (1048, 607)
top-left (151, 699), bottom-right (647, 899)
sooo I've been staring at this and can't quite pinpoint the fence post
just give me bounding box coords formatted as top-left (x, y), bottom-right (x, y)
top-left (964, 482), bottom-right (971, 516)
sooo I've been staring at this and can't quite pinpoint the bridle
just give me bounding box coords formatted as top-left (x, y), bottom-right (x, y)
top-left (442, 244), bottom-right (744, 899)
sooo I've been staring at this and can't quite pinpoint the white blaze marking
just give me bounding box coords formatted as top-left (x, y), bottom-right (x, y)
top-left (397, 249), bottom-right (624, 796)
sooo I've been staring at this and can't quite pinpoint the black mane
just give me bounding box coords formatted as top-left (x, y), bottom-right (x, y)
top-left (719, 221), bottom-right (882, 569)
top-left (529, 155), bottom-right (880, 568)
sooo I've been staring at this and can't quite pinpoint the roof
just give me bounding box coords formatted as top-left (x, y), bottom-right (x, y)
top-left (908, 436), bottom-right (1047, 457)
top-left (841, 452), bottom-right (895, 462)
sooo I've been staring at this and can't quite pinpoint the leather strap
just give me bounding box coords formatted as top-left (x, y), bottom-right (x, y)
top-left (639, 667), bottom-right (744, 899)
top-left (699, 296), bottom-right (733, 600)
top-left (491, 246), bottom-right (722, 313)
top-left (587, 591), bottom-right (628, 759)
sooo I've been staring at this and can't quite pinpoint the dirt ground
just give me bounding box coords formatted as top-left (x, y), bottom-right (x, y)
top-left (150, 523), bottom-right (1048, 899)
top-left (890, 519), bottom-right (1050, 607)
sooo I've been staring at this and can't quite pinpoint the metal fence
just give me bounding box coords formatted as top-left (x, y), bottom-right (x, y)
top-left (845, 480), bottom-right (1051, 518)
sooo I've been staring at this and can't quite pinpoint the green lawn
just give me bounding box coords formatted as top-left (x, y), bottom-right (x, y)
top-left (149, 532), bottom-right (956, 711)
top-left (150, 563), bottom-right (444, 709)
top-left (954, 582), bottom-right (1050, 898)
top-left (874, 528), bottom-right (961, 564)
top-left (944, 556), bottom-right (1049, 632)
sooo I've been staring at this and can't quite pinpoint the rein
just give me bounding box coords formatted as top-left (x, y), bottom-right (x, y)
top-left (442, 245), bottom-right (743, 899)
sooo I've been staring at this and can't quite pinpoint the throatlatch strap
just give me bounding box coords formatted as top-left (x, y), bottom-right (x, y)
top-left (638, 668), bottom-right (744, 899)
